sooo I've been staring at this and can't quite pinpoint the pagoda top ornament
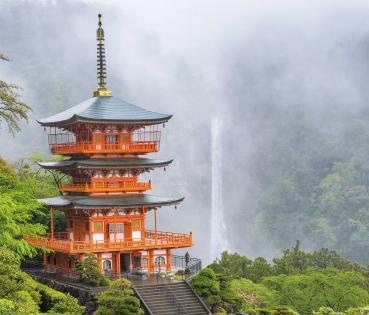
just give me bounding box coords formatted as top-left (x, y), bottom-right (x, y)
top-left (93, 13), bottom-right (112, 97)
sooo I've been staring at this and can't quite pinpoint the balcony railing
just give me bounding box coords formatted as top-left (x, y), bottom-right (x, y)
top-left (50, 141), bottom-right (159, 155)
top-left (59, 178), bottom-right (152, 193)
top-left (25, 230), bottom-right (192, 254)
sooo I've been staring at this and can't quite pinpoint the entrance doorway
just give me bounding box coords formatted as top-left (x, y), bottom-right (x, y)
top-left (120, 253), bottom-right (131, 273)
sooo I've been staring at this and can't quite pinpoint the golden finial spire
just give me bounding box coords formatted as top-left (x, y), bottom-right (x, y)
top-left (93, 13), bottom-right (112, 97)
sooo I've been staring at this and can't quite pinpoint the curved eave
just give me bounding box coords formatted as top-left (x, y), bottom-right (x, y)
top-left (37, 114), bottom-right (172, 127)
top-left (38, 159), bottom-right (173, 170)
top-left (37, 194), bottom-right (184, 209)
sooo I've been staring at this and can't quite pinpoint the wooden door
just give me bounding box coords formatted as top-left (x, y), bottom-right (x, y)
top-left (74, 220), bottom-right (86, 241)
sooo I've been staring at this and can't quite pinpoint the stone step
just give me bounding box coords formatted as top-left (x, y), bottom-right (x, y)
top-left (134, 282), bottom-right (210, 315)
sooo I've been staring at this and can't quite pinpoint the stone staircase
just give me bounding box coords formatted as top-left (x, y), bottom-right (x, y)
top-left (134, 281), bottom-right (211, 315)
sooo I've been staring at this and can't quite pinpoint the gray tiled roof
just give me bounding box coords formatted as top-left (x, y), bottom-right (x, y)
top-left (38, 194), bottom-right (184, 209)
top-left (38, 96), bottom-right (172, 126)
top-left (38, 158), bottom-right (173, 170)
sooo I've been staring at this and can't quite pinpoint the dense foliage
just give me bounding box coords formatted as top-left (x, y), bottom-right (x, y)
top-left (0, 247), bottom-right (84, 315)
top-left (194, 246), bottom-right (369, 315)
top-left (0, 157), bottom-right (46, 257)
top-left (0, 53), bottom-right (31, 134)
top-left (94, 278), bottom-right (143, 315)
top-left (75, 253), bottom-right (111, 287)
top-left (0, 156), bottom-right (84, 314)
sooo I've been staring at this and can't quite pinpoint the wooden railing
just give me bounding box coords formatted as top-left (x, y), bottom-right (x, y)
top-left (25, 230), bottom-right (192, 254)
top-left (60, 179), bottom-right (151, 193)
top-left (50, 141), bottom-right (159, 155)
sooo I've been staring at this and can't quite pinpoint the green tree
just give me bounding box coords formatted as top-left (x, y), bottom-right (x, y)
top-left (272, 240), bottom-right (311, 275)
top-left (94, 278), bottom-right (143, 315)
top-left (209, 251), bottom-right (252, 278)
top-left (75, 253), bottom-right (110, 286)
top-left (262, 268), bottom-right (369, 315)
top-left (246, 257), bottom-right (274, 283)
top-left (0, 54), bottom-right (31, 134)
top-left (0, 188), bottom-right (45, 257)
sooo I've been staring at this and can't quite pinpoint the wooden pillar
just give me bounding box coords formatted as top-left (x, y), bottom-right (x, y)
top-left (50, 207), bottom-right (54, 240)
top-left (117, 252), bottom-right (121, 277)
top-left (43, 251), bottom-right (47, 275)
top-left (114, 208), bottom-right (117, 242)
top-left (154, 208), bottom-right (157, 245)
top-left (142, 206), bottom-right (146, 238)
top-left (148, 250), bottom-right (154, 275)
top-left (112, 253), bottom-right (117, 276)
top-left (89, 220), bottom-right (93, 243)
top-left (166, 249), bottom-right (172, 272)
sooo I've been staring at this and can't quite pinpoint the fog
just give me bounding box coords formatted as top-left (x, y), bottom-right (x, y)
top-left (2, 0), bottom-right (369, 264)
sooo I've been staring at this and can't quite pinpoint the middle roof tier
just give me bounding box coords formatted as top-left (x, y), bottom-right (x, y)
top-left (39, 158), bottom-right (172, 174)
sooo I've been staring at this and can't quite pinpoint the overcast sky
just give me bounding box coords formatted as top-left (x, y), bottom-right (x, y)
top-left (2, 0), bottom-right (369, 263)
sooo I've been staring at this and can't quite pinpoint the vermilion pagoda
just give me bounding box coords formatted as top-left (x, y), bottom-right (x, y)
top-left (26, 14), bottom-right (191, 276)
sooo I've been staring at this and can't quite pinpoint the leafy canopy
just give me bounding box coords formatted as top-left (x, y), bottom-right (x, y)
top-left (0, 54), bottom-right (31, 134)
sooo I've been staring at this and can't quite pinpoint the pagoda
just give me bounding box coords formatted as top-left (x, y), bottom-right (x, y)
top-left (26, 14), bottom-right (192, 277)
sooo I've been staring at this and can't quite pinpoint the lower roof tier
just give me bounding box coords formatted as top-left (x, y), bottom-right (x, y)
top-left (38, 194), bottom-right (184, 209)
top-left (38, 158), bottom-right (172, 171)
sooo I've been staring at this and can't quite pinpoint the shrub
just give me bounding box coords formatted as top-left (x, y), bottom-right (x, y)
top-left (0, 299), bottom-right (15, 315)
top-left (46, 294), bottom-right (85, 315)
top-left (271, 306), bottom-right (300, 315)
top-left (192, 268), bottom-right (220, 298)
top-left (37, 282), bottom-right (84, 314)
top-left (75, 253), bottom-right (110, 287)
top-left (11, 290), bottom-right (39, 314)
top-left (230, 278), bottom-right (278, 311)
top-left (94, 278), bottom-right (143, 315)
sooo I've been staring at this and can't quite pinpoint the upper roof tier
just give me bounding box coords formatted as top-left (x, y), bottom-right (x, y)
top-left (38, 158), bottom-right (172, 171)
top-left (38, 96), bottom-right (172, 127)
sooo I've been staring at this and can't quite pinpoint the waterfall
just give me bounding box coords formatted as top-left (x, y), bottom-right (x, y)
top-left (210, 116), bottom-right (228, 261)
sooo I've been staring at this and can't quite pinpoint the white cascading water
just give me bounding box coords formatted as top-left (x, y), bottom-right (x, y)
top-left (210, 116), bottom-right (228, 261)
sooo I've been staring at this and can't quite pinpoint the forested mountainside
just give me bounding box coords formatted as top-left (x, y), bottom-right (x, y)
top-left (193, 247), bottom-right (369, 315)
top-left (234, 105), bottom-right (369, 264)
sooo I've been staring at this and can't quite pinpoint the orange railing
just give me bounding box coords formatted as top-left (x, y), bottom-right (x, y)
top-left (50, 141), bottom-right (159, 155)
top-left (25, 230), bottom-right (192, 254)
top-left (60, 178), bottom-right (151, 193)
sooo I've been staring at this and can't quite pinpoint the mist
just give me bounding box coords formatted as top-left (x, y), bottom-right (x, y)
top-left (2, 0), bottom-right (369, 264)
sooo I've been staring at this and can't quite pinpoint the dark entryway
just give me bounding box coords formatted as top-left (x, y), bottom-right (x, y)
top-left (120, 253), bottom-right (131, 272)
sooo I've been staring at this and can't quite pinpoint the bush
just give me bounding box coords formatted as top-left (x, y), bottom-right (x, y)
top-left (313, 307), bottom-right (344, 315)
top-left (230, 278), bottom-right (278, 311)
top-left (192, 268), bottom-right (220, 298)
top-left (46, 294), bottom-right (85, 315)
top-left (0, 299), bottom-right (15, 315)
top-left (11, 290), bottom-right (39, 314)
top-left (271, 306), bottom-right (300, 315)
top-left (37, 282), bottom-right (84, 314)
top-left (75, 253), bottom-right (110, 287)
top-left (0, 247), bottom-right (20, 275)
top-left (94, 278), bottom-right (143, 315)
